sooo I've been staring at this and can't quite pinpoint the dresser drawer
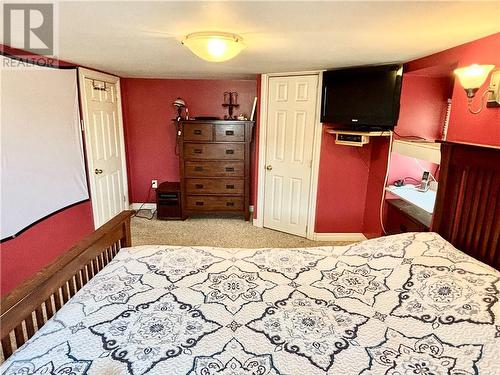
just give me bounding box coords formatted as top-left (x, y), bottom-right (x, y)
top-left (184, 143), bottom-right (244, 160)
top-left (186, 196), bottom-right (244, 211)
top-left (186, 178), bottom-right (244, 195)
top-left (215, 124), bottom-right (245, 142)
top-left (183, 123), bottom-right (213, 141)
top-left (184, 161), bottom-right (244, 177)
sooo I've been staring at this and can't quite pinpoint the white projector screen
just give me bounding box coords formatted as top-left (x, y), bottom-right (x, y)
top-left (1, 56), bottom-right (89, 240)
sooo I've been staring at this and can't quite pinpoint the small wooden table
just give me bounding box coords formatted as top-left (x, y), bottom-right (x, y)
top-left (385, 185), bottom-right (435, 234)
top-left (386, 198), bottom-right (431, 234)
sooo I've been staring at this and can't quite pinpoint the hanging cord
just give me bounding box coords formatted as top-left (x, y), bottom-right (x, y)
top-left (392, 129), bottom-right (427, 140)
top-left (134, 185), bottom-right (156, 220)
top-left (174, 118), bottom-right (181, 156)
top-left (402, 176), bottom-right (421, 184)
top-left (379, 131), bottom-right (394, 235)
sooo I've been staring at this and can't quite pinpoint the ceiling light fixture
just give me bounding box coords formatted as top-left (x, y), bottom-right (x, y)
top-left (454, 64), bottom-right (499, 114)
top-left (182, 32), bottom-right (245, 62)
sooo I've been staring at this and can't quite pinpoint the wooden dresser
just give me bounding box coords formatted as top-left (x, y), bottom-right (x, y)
top-left (178, 120), bottom-right (254, 220)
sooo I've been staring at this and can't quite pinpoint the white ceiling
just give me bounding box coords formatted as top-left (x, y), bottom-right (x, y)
top-left (14, 1), bottom-right (500, 78)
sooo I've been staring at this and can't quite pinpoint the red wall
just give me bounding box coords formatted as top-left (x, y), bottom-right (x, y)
top-left (0, 202), bottom-right (94, 295)
top-left (315, 136), bottom-right (371, 232)
top-left (121, 78), bottom-right (257, 203)
top-left (406, 33), bottom-right (500, 147)
top-left (0, 45), bottom-right (95, 297)
top-left (387, 72), bottom-right (451, 185)
top-left (396, 74), bottom-right (452, 140)
top-left (314, 133), bottom-right (390, 237)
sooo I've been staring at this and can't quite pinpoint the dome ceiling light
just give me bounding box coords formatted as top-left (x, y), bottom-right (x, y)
top-left (181, 32), bottom-right (245, 62)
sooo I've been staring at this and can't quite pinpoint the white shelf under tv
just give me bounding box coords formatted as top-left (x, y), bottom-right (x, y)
top-left (325, 129), bottom-right (392, 147)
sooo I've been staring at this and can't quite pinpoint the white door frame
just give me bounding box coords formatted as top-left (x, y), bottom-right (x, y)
top-left (254, 71), bottom-right (323, 240)
top-left (78, 67), bottom-right (129, 229)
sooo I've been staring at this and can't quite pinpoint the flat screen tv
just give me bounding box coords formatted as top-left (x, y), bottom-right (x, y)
top-left (321, 64), bottom-right (403, 129)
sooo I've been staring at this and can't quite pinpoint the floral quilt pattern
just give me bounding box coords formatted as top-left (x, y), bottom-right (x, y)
top-left (1, 233), bottom-right (498, 374)
top-left (311, 262), bottom-right (392, 306)
top-left (363, 328), bottom-right (483, 375)
top-left (247, 290), bottom-right (369, 370)
top-left (391, 264), bottom-right (498, 325)
top-left (189, 338), bottom-right (281, 375)
top-left (191, 265), bottom-right (277, 314)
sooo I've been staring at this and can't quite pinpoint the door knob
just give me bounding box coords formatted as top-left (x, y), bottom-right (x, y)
top-left (95, 169), bottom-right (103, 175)
top-left (266, 165), bottom-right (273, 171)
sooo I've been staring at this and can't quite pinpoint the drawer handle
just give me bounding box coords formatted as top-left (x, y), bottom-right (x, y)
top-left (226, 149), bottom-right (234, 154)
top-left (226, 184), bottom-right (235, 189)
top-left (194, 129), bottom-right (202, 135)
top-left (195, 166), bottom-right (204, 172)
top-left (194, 149), bottom-right (202, 154)
top-left (195, 184), bottom-right (204, 189)
top-left (195, 201), bottom-right (204, 206)
top-left (225, 167), bottom-right (234, 172)
top-left (225, 130), bottom-right (234, 136)
top-left (226, 202), bottom-right (235, 207)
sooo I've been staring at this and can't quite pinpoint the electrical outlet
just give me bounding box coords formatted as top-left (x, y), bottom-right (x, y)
top-left (151, 180), bottom-right (158, 189)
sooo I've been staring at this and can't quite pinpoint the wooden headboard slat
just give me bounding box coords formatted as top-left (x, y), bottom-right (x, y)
top-left (433, 142), bottom-right (500, 269)
top-left (466, 169), bottom-right (485, 249)
top-left (462, 169), bottom-right (478, 246)
top-left (0, 210), bottom-right (134, 361)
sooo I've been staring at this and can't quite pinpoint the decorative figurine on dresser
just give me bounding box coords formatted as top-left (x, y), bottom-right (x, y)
top-left (177, 119), bottom-right (254, 220)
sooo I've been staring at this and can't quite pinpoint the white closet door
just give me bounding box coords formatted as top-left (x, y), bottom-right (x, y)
top-left (79, 69), bottom-right (128, 228)
top-left (263, 75), bottom-right (319, 237)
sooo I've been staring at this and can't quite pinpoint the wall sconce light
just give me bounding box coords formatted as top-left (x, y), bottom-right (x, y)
top-left (182, 32), bottom-right (245, 62)
top-left (454, 64), bottom-right (499, 114)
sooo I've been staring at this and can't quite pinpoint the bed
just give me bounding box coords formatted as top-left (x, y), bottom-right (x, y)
top-left (1, 141), bottom-right (499, 374)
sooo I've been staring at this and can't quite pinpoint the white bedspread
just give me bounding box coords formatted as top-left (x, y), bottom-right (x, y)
top-left (2, 232), bottom-right (499, 374)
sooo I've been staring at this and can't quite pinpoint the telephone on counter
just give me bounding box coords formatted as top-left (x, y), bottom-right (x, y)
top-left (415, 171), bottom-right (430, 192)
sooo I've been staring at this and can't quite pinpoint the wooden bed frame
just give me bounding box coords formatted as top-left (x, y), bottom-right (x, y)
top-left (0, 211), bottom-right (133, 361)
top-left (0, 141), bottom-right (498, 362)
top-left (433, 141), bottom-right (499, 269)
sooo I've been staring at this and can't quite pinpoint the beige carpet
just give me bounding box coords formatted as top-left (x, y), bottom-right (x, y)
top-left (131, 213), bottom-right (355, 248)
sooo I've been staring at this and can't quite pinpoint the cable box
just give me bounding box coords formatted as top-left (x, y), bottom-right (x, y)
top-left (335, 133), bottom-right (370, 147)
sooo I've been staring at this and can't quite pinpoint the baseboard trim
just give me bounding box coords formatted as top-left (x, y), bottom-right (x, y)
top-left (312, 232), bottom-right (367, 242)
top-left (130, 203), bottom-right (157, 211)
top-left (252, 218), bottom-right (263, 228)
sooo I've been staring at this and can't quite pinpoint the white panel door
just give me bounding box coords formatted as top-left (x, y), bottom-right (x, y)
top-left (263, 75), bottom-right (318, 237)
top-left (81, 73), bottom-right (128, 228)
